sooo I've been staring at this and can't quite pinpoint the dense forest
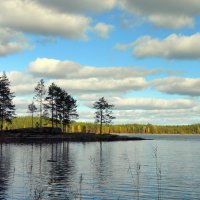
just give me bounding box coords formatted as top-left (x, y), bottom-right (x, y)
top-left (2, 116), bottom-right (200, 134)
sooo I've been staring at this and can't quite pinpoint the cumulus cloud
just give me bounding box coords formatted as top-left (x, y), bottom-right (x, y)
top-left (36, 0), bottom-right (117, 13)
top-left (29, 58), bottom-right (81, 78)
top-left (78, 97), bottom-right (200, 124)
top-left (77, 110), bottom-right (94, 122)
top-left (93, 23), bottom-right (114, 39)
top-left (35, 0), bottom-right (200, 29)
top-left (112, 97), bottom-right (198, 110)
top-left (7, 71), bottom-right (39, 96)
top-left (119, 0), bottom-right (200, 28)
top-left (152, 77), bottom-right (200, 96)
top-left (4, 69), bottom-right (200, 125)
top-left (116, 33), bottom-right (200, 59)
top-left (111, 97), bottom-right (200, 124)
top-left (51, 77), bottom-right (147, 93)
top-left (0, 0), bottom-right (198, 45)
top-left (0, 28), bottom-right (28, 56)
top-left (3, 57), bottom-right (154, 98)
top-left (120, 0), bottom-right (200, 16)
top-left (0, 0), bottom-right (91, 39)
top-left (14, 97), bottom-right (32, 115)
top-left (80, 95), bottom-right (198, 111)
top-left (4, 60), bottom-right (150, 98)
top-left (149, 15), bottom-right (194, 29)
top-left (28, 58), bottom-right (161, 79)
top-left (114, 108), bottom-right (200, 125)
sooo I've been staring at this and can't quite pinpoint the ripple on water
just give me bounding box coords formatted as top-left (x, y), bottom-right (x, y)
top-left (0, 138), bottom-right (200, 199)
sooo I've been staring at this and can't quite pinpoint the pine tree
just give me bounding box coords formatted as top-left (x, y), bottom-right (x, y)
top-left (93, 97), bottom-right (115, 134)
top-left (45, 82), bottom-right (61, 127)
top-left (45, 83), bottom-right (78, 132)
top-left (57, 90), bottom-right (78, 132)
top-left (0, 72), bottom-right (15, 130)
top-left (28, 101), bottom-right (37, 128)
top-left (34, 79), bottom-right (46, 128)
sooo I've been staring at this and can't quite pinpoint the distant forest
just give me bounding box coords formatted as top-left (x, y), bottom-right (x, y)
top-left (3, 116), bottom-right (200, 134)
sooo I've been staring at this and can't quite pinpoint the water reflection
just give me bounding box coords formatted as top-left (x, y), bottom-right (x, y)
top-left (0, 144), bottom-right (12, 200)
top-left (0, 138), bottom-right (200, 199)
top-left (46, 143), bottom-right (76, 200)
top-left (0, 142), bottom-right (78, 200)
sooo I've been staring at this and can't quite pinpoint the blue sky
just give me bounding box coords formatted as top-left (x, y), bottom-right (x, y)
top-left (0, 0), bottom-right (200, 125)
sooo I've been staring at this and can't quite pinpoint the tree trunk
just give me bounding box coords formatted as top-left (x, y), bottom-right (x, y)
top-left (63, 123), bottom-right (66, 133)
top-left (1, 110), bottom-right (3, 130)
top-left (40, 100), bottom-right (42, 128)
top-left (32, 112), bottom-right (33, 128)
top-left (55, 106), bottom-right (58, 127)
top-left (51, 96), bottom-right (54, 128)
top-left (100, 110), bottom-right (103, 134)
top-left (1, 116), bottom-right (3, 131)
top-left (51, 109), bottom-right (54, 128)
top-left (62, 109), bottom-right (65, 133)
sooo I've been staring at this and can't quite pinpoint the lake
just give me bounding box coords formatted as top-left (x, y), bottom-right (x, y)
top-left (0, 134), bottom-right (200, 199)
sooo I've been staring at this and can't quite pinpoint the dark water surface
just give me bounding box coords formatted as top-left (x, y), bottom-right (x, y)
top-left (0, 134), bottom-right (200, 199)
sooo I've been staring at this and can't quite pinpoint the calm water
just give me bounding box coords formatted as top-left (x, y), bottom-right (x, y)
top-left (1, 134), bottom-right (200, 199)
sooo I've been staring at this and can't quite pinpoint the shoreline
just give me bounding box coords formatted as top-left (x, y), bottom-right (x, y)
top-left (0, 127), bottom-right (147, 143)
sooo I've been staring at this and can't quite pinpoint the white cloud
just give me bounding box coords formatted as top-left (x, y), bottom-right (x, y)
top-left (149, 15), bottom-right (194, 29)
top-left (29, 58), bottom-right (81, 78)
top-left (0, 28), bottom-right (28, 56)
top-left (14, 97), bottom-right (32, 115)
top-left (113, 108), bottom-right (200, 125)
top-left (152, 77), bottom-right (200, 96)
top-left (80, 97), bottom-right (199, 123)
top-left (119, 0), bottom-right (200, 28)
top-left (119, 0), bottom-right (200, 16)
top-left (4, 65), bottom-right (149, 100)
top-left (77, 110), bottom-right (94, 122)
top-left (0, 0), bottom-right (91, 39)
top-left (116, 33), bottom-right (200, 59)
top-left (7, 71), bottom-right (38, 96)
top-left (106, 96), bottom-right (200, 125)
top-left (93, 23), bottom-right (114, 39)
top-left (28, 58), bottom-right (161, 79)
top-left (112, 97), bottom-right (198, 110)
top-left (36, 0), bottom-right (117, 13)
top-left (80, 95), bottom-right (197, 111)
top-left (110, 97), bottom-right (200, 124)
top-left (51, 77), bottom-right (147, 93)
top-left (4, 69), bottom-right (200, 125)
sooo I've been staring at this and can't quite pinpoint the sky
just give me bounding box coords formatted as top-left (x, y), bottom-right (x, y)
top-left (0, 0), bottom-right (200, 125)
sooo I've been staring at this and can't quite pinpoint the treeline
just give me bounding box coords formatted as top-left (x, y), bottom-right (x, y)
top-left (2, 116), bottom-right (200, 134)
top-left (0, 73), bottom-right (115, 133)
top-left (1, 72), bottom-right (200, 134)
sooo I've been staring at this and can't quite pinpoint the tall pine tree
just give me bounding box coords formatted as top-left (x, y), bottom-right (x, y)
top-left (0, 72), bottom-right (15, 130)
top-left (34, 79), bottom-right (46, 128)
top-left (57, 89), bottom-right (78, 132)
top-left (45, 82), bottom-right (61, 128)
top-left (27, 101), bottom-right (37, 128)
top-left (93, 97), bottom-right (115, 134)
top-left (45, 83), bottom-right (78, 132)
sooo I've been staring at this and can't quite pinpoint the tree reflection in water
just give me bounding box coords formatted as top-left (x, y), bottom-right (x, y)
top-left (0, 144), bottom-right (11, 200)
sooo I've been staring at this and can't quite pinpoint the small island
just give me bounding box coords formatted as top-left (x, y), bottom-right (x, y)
top-left (0, 127), bottom-right (146, 143)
